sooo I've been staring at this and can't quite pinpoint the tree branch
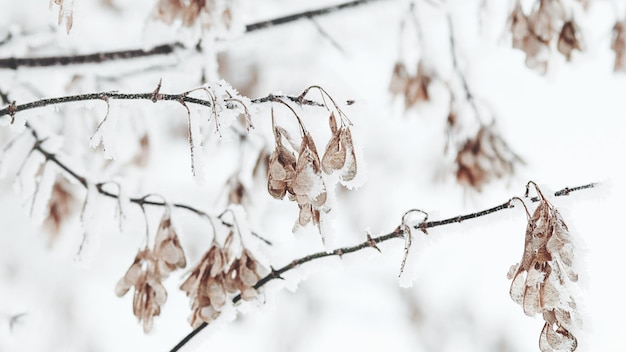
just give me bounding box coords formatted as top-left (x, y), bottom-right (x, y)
top-left (0, 0), bottom-right (386, 69)
top-left (24, 123), bottom-right (214, 217)
top-left (0, 90), bottom-right (321, 121)
top-left (169, 181), bottom-right (597, 352)
top-left (446, 13), bottom-right (484, 125)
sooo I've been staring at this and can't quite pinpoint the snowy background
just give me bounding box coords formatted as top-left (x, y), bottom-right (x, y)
top-left (0, 0), bottom-right (625, 351)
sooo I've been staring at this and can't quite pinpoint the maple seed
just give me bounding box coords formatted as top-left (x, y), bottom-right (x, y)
top-left (153, 207), bottom-right (187, 275)
top-left (322, 112), bottom-right (346, 174)
top-left (557, 21), bottom-right (582, 61)
top-left (115, 248), bottom-right (168, 333)
top-left (404, 61), bottom-right (431, 109)
top-left (321, 112), bottom-right (357, 182)
top-left (388, 62), bottom-right (409, 96)
top-left (267, 127), bottom-right (297, 199)
top-left (293, 132), bottom-right (327, 207)
top-left (611, 20), bottom-right (626, 72)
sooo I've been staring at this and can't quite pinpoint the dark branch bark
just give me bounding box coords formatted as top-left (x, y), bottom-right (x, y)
top-left (0, 43), bottom-right (184, 70)
top-left (245, 0), bottom-right (381, 32)
top-left (0, 0), bottom-right (385, 69)
top-left (169, 181), bottom-right (597, 352)
top-left (0, 90), bottom-right (321, 120)
top-left (25, 123), bottom-right (213, 218)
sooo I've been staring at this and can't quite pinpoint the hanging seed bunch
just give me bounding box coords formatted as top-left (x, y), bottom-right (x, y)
top-left (508, 184), bottom-right (580, 352)
top-left (180, 232), bottom-right (265, 328)
top-left (291, 131), bottom-right (327, 230)
top-left (266, 89), bottom-right (358, 233)
top-left (508, 0), bottom-right (584, 74)
top-left (611, 19), bottom-right (626, 72)
top-left (226, 176), bottom-right (247, 206)
top-left (454, 125), bottom-right (522, 191)
top-left (115, 207), bottom-right (186, 332)
top-left (153, 0), bottom-right (233, 31)
top-left (388, 61), bottom-right (432, 109)
top-left (44, 176), bottom-right (78, 244)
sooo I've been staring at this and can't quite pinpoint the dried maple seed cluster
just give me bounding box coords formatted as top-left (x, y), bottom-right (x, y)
top-left (611, 20), bottom-right (626, 72)
top-left (153, 0), bottom-right (232, 30)
top-left (388, 61), bottom-right (431, 109)
top-left (508, 187), bottom-right (580, 351)
top-left (180, 234), bottom-right (265, 328)
top-left (267, 109), bottom-right (357, 232)
top-left (454, 126), bottom-right (522, 191)
top-left (115, 207), bottom-right (186, 332)
top-left (509, 0), bottom-right (583, 74)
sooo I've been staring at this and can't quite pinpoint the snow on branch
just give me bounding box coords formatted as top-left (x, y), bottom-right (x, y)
top-left (169, 180), bottom-right (597, 352)
top-left (0, 86), bottom-right (321, 123)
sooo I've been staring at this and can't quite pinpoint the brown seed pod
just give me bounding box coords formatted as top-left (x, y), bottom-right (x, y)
top-left (389, 62), bottom-right (409, 96)
top-left (154, 207), bottom-right (187, 276)
top-left (611, 21), bottom-right (626, 72)
top-left (267, 127), bottom-right (297, 199)
top-left (322, 113), bottom-right (346, 175)
top-left (557, 21), bottom-right (582, 61)
top-left (293, 132), bottom-right (327, 207)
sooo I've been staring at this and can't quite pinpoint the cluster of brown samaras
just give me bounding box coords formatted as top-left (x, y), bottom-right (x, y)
top-left (508, 0), bottom-right (584, 74)
top-left (452, 124), bottom-right (523, 192)
top-left (180, 234), bottom-right (265, 328)
top-left (388, 61), bottom-right (431, 110)
top-left (387, 59), bottom-right (523, 191)
top-left (152, 0), bottom-right (232, 30)
top-left (508, 184), bottom-right (580, 352)
top-left (115, 208), bottom-right (264, 331)
top-left (267, 111), bottom-right (356, 231)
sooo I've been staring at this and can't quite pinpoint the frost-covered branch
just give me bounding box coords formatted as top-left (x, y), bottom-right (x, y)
top-left (24, 123), bottom-right (211, 217)
top-left (0, 90), bottom-right (321, 123)
top-left (21, 122), bottom-right (272, 245)
top-left (169, 181), bottom-right (597, 352)
top-left (0, 0), bottom-right (386, 69)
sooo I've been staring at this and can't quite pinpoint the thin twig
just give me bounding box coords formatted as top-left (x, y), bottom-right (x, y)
top-left (0, 0), bottom-right (385, 69)
top-left (446, 13), bottom-right (484, 125)
top-left (22, 123), bottom-right (272, 247)
top-left (169, 181), bottom-right (597, 352)
top-left (309, 18), bottom-right (346, 54)
top-left (245, 0), bottom-right (383, 32)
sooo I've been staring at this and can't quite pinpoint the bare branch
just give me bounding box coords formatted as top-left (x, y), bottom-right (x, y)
top-left (0, 43), bottom-right (184, 69)
top-left (0, 90), bottom-right (323, 121)
top-left (0, 0), bottom-right (386, 69)
top-left (24, 123), bottom-right (211, 218)
top-left (169, 181), bottom-right (597, 352)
